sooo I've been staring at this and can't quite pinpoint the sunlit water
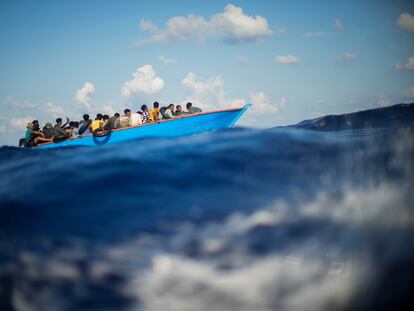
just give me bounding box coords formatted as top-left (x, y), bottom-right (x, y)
top-left (1, 104), bottom-right (413, 310)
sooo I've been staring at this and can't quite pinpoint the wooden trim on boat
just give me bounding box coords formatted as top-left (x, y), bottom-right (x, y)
top-left (35, 106), bottom-right (245, 147)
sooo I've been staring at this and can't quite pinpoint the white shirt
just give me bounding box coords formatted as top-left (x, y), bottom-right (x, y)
top-left (130, 113), bottom-right (142, 126)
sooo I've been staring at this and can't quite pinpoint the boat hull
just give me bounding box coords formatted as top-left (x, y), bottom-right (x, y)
top-left (36, 105), bottom-right (250, 149)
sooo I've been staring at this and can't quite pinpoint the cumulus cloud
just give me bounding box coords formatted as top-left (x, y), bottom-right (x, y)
top-left (336, 52), bottom-right (357, 62)
top-left (334, 18), bottom-right (344, 31)
top-left (396, 12), bottom-right (414, 33)
top-left (135, 4), bottom-right (273, 46)
top-left (395, 56), bottom-right (414, 70)
top-left (181, 72), bottom-right (283, 127)
top-left (122, 65), bottom-right (164, 97)
top-left (75, 82), bottom-right (95, 112)
top-left (45, 102), bottom-right (66, 118)
top-left (250, 92), bottom-right (285, 115)
top-left (158, 55), bottom-right (176, 65)
top-left (182, 72), bottom-right (245, 111)
top-left (276, 55), bottom-right (299, 64)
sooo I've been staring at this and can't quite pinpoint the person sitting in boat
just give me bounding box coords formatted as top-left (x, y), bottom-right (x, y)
top-left (140, 105), bottom-right (150, 124)
top-left (120, 109), bottom-right (131, 128)
top-left (174, 105), bottom-right (186, 116)
top-left (150, 101), bottom-right (160, 122)
top-left (103, 113), bottom-right (121, 130)
top-left (130, 110), bottom-right (142, 126)
top-left (91, 114), bottom-right (104, 134)
top-left (102, 115), bottom-right (110, 130)
top-left (186, 102), bottom-right (202, 114)
top-left (53, 117), bottom-right (70, 141)
top-left (72, 121), bottom-right (79, 136)
top-left (65, 121), bottom-right (75, 136)
top-left (78, 114), bottom-right (92, 135)
top-left (42, 122), bottom-right (54, 140)
top-left (165, 104), bottom-right (175, 119)
top-left (26, 120), bottom-right (53, 146)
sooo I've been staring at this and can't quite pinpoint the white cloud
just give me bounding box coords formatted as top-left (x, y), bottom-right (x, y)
top-left (334, 18), bottom-right (344, 31)
top-left (75, 82), bottom-right (95, 112)
top-left (396, 12), bottom-right (414, 33)
top-left (45, 102), bottom-right (66, 118)
top-left (336, 52), bottom-right (357, 62)
top-left (182, 72), bottom-right (245, 111)
top-left (158, 55), bottom-right (176, 65)
top-left (4, 96), bottom-right (36, 109)
top-left (250, 92), bottom-right (284, 115)
top-left (8, 116), bottom-right (33, 132)
top-left (377, 96), bottom-right (392, 107)
top-left (122, 65), bottom-right (164, 97)
top-left (135, 4), bottom-right (273, 46)
top-left (395, 56), bottom-right (414, 70)
top-left (181, 72), bottom-right (283, 126)
top-left (276, 55), bottom-right (299, 64)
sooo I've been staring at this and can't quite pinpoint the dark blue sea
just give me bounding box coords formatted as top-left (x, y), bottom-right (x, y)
top-left (1, 104), bottom-right (414, 311)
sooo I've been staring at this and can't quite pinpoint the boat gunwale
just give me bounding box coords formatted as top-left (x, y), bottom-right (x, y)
top-left (35, 106), bottom-right (245, 147)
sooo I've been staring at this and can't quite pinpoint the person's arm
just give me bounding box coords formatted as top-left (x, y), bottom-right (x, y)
top-left (61, 117), bottom-right (69, 128)
top-left (32, 131), bottom-right (44, 137)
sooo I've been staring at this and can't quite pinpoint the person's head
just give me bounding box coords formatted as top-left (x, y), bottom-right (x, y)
top-left (96, 113), bottom-right (103, 120)
top-left (141, 105), bottom-right (148, 112)
top-left (74, 121), bottom-right (79, 128)
top-left (56, 118), bottom-right (62, 125)
top-left (103, 114), bottom-right (109, 121)
top-left (186, 102), bottom-right (192, 110)
top-left (45, 122), bottom-right (52, 129)
top-left (153, 101), bottom-right (159, 108)
top-left (26, 122), bottom-right (33, 130)
top-left (176, 105), bottom-right (182, 112)
top-left (168, 103), bottom-right (175, 110)
top-left (124, 109), bottom-right (131, 116)
top-left (83, 114), bottom-right (89, 121)
top-left (32, 120), bottom-right (40, 131)
top-left (69, 121), bottom-right (75, 128)
top-left (114, 112), bottom-right (120, 118)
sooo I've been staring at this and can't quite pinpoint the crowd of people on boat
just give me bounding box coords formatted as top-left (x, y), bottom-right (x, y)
top-left (21, 102), bottom-right (202, 147)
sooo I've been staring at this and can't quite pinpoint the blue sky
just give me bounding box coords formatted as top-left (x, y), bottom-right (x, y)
top-left (0, 0), bottom-right (414, 145)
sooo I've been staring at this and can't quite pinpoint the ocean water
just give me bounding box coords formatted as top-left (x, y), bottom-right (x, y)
top-left (0, 104), bottom-right (413, 310)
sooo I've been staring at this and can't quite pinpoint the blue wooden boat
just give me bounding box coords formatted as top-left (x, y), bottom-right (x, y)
top-left (35, 104), bottom-right (251, 149)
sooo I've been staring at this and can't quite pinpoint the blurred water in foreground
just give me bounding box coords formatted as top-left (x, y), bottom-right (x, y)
top-left (0, 104), bottom-right (413, 310)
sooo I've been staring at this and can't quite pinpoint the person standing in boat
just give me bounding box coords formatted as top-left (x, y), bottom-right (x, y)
top-left (186, 102), bottom-right (202, 114)
top-left (150, 101), bottom-right (160, 122)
